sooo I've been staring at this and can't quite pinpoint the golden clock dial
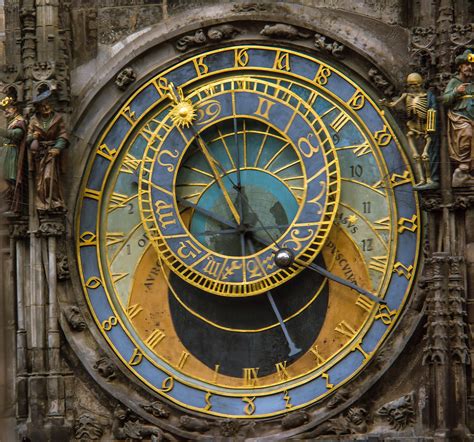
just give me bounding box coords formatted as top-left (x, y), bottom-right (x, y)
top-left (77, 45), bottom-right (420, 418)
top-left (139, 76), bottom-right (340, 297)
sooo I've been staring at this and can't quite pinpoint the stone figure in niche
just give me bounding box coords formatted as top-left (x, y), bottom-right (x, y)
top-left (0, 96), bottom-right (27, 214)
top-left (442, 49), bottom-right (474, 187)
top-left (28, 90), bottom-right (68, 212)
top-left (380, 73), bottom-right (439, 190)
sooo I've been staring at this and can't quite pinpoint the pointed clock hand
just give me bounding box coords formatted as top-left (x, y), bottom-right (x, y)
top-left (247, 238), bottom-right (302, 357)
top-left (177, 198), bottom-right (238, 230)
top-left (191, 128), bottom-right (241, 225)
top-left (251, 233), bottom-right (385, 305)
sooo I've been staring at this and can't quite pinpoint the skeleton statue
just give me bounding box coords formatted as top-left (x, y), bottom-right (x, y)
top-left (380, 73), bottom-right (439, 190)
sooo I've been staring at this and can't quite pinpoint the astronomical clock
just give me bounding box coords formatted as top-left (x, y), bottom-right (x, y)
top-left (76, 45), bottom-right (420, 423)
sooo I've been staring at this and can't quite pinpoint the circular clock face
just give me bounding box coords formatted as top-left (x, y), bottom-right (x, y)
top-left (76, 45), bottom-right (420, 418)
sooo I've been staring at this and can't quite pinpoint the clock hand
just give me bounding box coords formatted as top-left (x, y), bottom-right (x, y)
top-left (246, 238), bottom-right (302, 357)
top-left (191, 129), bottom-right (241, 225)
top-left (195, 224), bottom-right (290, 236)
top-left (177, 198), bottom-right (238, 230)
top-left (233, 117), bottom-right (246, 256)
top-left (232, 183), bottom-right (385, 304)
top-left (250, 232), bottom-right (386, 305)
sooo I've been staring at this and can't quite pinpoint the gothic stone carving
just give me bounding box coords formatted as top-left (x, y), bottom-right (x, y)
top-left (115, 67), bottom-right (137, 91)
top-left (93, 357), bottom-right (116, 381)
top-left (368, 68), bottom-right (395, 98)
top-left (377, 393), bottom-right (416, 430)
top-left (260, 24), bottom-right (310, 40)
top-left (300, 407), bottom-right (368, 438)
top-left (9, 222), bottom-right (28, 239)
top-left (179, 415), bottom-right (210, 433)
top-left (281, 411), bottom-right (309, 429)
top-left (176, 25), bottom-right (240, 52)
top-left (231, 3), bottom-right (269, 13)
top-left (64, 306), bottom-right (86, 332)
top-left (314, 33), bottom-right (344, 58)
top-left (37, 220), bottom-right (65, 237)
top-left (57, 251), bottom-right (70, 280)
top-left (73, 413), bottom-right (104, 440)
top-left (141, 401), bottom-right (170, 419)
top-left (112, 406), bottom-right (176, 441)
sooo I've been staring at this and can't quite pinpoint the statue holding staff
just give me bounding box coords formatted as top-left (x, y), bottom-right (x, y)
top-left (28, 90), bottom-right (69, 211)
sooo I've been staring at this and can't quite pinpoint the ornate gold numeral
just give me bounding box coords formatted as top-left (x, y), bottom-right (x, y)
top-left (84, 188), bottom-right (101, 200)
top-left (193, 56), bottom-right (209, 76)
top-left (127, 304), bottom-right (143, 320)
top-left (369, 256), bottom-right (388, 273)
top-left (314, 65), bottom-right (332, 85)
top-left (309, 345), bottom-right (325, 367)
top-left (275, 361), bottom-right (290, 381)
top-left (235, 48), bottom-right (249, 67)
top-left (108, 192), bottom-right (128, 211)
top-left (120, 154), bottom-right (141, 174)
top-left (330, 112), bottom-right (350, 133)
top-left (121, 105), bottom-right (136, 123)
top-left (355, 295), bottom-right (375, 312)
top-left (322, 372), bottom-right (334, 389)
top-left (112, 272), bottom-right (128, 283)
top-left (97, 143), bottom-right (117, 161)
top-left (129, 348), bottom-right (143, 366)
top-left (85, 276), bottom-right (102, 289)
top-left (204, 392), bottom-right (212, 411)
top-left (284, 391), bottom-right (293, 409)
top-left (243, 397), bottom-right (256, 415)
top-left (352, 141), bottom-right (371, 157)
top-left (393, 262), bottom-right (414, 279)
top-left (348, 90), bottom-right (365, 110)
top-left (101, 315), bottom-right (118, 331)
top-left (161, 376), bottom-right (174, 392)
top-left (374, 217), bottom-right (390, 231)
top-left (145, 329), bottom-right (166, 349)
top-left (335, 320), bottom-right (357, 338)
top-left (254, 97), bottom-right (276, 119)
top-left (375, 304), bottom-right (397, 325)
top-left (177, 351), bottom-right (190, 369)
top-left (274, 51), bottom-right (291, 71)
top-left (106, 232), bottom-right (125, 247)
top-left (243, 367), bottom-right (259, 387)
top-left (398, 215), bottom-right (418, 233)
top-left (79, 231), bottom-right (97, 247)
top-left (374, 126), bottom-right (392, 146)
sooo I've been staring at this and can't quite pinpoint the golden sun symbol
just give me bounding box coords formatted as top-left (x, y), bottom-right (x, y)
top-left (170, 100), bottom-right (196, 128)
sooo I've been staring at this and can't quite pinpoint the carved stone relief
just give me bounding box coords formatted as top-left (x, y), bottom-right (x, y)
top-left (260, 24), bottom-right (310, 40)
top-left (93, 357), bottom-right (117, 381)
top-left (74, 413), bottom-right (104, 440)
top-left (115, 67), bottom-right (137, 91)
top-left (377, 393), bottom-right (416, 430)
top-left (64, 306), bottom-right (87, 332)
top-left (176, 25), bottom-right (240, 52)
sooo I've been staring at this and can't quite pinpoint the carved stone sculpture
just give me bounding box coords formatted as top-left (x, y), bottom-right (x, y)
top-left (281, 411), bottom-right (309, 429)
top-left (380, 73), bottom-right (439, 190)
top-left (0, 96), bottom-right (27, 214)
top-left (442, 49), bottom-right (474, 187)
top-left (141, 401), bottom-right (170, 418)
top-left (27, 89), bottom-right (69, 212)
top-left (74, 413), bottom-right (104, 440)
top-left (377, 393), bottom-right (416, 430)
top-left (112, 406), bottom-right (176, 441)
top-left (115, 67), bottom-right (137, 91)
top-left (260, 24), bottom-right (310, 40)
top-left (368, 68), bottom-right (395, 97)
top-left (179, 415), bottom-right (210, 433)
top-left (93, 357), bottom-right (116, 381)
top-left (64, 306), bottom-right (86, 331)
top-left (300, 407), bottom-right (368, 438)
top-left (314, 33), bottom-right (344, 58)
top-left (176, 26), bottom-right (240, 52)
